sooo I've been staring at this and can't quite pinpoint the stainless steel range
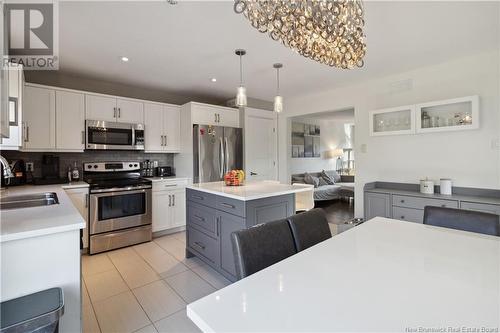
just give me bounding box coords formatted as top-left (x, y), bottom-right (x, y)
top-left (84, 162), bottom-right (152, 254)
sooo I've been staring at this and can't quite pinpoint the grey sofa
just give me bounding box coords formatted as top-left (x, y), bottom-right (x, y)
top-left (291, 171), bottom-right (355, 202)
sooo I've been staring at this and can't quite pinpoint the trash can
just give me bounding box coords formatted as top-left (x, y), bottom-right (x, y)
top-left (0, 288), bottom-right (64, 333)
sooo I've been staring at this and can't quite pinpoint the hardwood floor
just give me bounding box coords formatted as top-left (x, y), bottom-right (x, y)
top-left (315, 199), bottom-right (354, 225)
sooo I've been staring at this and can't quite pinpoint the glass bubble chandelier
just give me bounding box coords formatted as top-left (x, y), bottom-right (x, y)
top-left (233, 0), bottom-right (367, 69)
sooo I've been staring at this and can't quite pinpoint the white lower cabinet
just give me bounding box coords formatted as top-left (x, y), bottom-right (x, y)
top-left (152, 179), bottom-right (190, 232)
top-left (64, 187), bottom-right (89, 249)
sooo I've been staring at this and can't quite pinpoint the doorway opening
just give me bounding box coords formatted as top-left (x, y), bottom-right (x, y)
top-left (289, 108), bottom-right (355, 235)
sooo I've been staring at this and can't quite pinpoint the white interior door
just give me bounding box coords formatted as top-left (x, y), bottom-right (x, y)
top-left (144, 102), bottom-right (164, 152)
top-left (56, 90), bottom-right (85, 151)
top-left (244, 108), bottom-right (277, 181)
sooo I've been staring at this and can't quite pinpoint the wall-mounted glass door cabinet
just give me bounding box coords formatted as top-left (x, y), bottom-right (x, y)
top-left (369, 105), bottom-right (415, 136)
top-left (415, 96), bottom-right (479, 133)
top-left (369, 95), bottom-right (479, 136)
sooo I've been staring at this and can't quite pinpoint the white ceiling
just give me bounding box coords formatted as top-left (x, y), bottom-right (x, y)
top-left (57, 1), bottom-right (499, 103)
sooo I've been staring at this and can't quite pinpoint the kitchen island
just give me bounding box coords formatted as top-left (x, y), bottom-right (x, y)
top-left (185, 181), bottom-right (311, 281)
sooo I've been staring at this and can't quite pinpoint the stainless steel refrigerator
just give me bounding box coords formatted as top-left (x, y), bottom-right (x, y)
top-left (193, 124), bottom-right (243, 183)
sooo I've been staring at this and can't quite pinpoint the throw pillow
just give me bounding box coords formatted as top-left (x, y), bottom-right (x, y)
top-left (320, 170), bottom-right (335, 185)
top-left (304, 172), bottom-right (320, 188)
top-left (318, 177), bottom-right (329, 186)
top-left (323, 170), bottom-right (341, 183)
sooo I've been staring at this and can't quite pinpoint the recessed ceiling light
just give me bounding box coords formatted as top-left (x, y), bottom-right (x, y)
top-left (210, 78), bottom-right (217, 82)
top-left (120, 56), bottom-right (129, 62)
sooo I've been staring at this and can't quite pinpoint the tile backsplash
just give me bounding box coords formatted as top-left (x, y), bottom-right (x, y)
top-left (1, 150), bottom-right (174, 178)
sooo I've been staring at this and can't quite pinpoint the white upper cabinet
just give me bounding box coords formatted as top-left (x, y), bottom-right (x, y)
top-left (144, 102), bottom-right (180, 153)
top-left (23, 86), bottom-right (56, 150)
top-left (85, 94), bottom-right (116, 122)
top-left (116, 98), bottom-right (144, 124)
top-left (163, 105), bottom-right (180, 152)
top-left (190, 103), bottom-right (239, 127)
top-left (56, 90), bottom-right (85, 151)
top-left (369, 105), bottom-right (415, 136)
top-left (85, 94), bottom-right (144, 124)
top-left (415, 95), bottom-right (479, 133)
top-left (144, 103), bottom-right (164, 152)
top-left (369, 95), bottom-right (480, 137)
top-left (1, 64), bottom-right (24, 150)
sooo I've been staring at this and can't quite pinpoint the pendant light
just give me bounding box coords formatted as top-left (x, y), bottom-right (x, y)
top-left (273, 63), bottom-right (283, 113)
top-left (235, 49), bottom-right (247, 107)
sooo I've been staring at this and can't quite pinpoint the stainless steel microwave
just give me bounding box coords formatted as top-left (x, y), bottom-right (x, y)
top-left (86, 120), bottom-right (145, 150)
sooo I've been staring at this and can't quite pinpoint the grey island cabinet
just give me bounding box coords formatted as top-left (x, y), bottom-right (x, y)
top-left (364, 181), bottom-right (500, 223)
top-left (185, 181), bottom-right (311, 281)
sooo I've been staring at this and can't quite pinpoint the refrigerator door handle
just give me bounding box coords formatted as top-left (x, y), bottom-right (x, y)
top-left (224, 137), bottom-right (229, 173)
top-left (219, 137), bottom-right (224, 178)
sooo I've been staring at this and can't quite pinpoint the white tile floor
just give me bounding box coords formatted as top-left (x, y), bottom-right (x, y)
top-left (82, 231), bottom-right (231, 333)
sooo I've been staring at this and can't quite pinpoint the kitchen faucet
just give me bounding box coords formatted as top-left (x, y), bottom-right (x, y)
top-left (0, 155), bottom-right (14, 184)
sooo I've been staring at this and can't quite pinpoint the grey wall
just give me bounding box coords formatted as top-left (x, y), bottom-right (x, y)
top-left (24, 71), bottom-right (226, 106)
top-left (1, 151), bottom-right (174, 178)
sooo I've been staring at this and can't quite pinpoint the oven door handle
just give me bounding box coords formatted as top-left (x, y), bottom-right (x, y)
top-left (90, 186), bottom-right (152, 195)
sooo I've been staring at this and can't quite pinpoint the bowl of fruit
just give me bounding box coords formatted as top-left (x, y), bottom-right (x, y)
top-left (224, 170), bottom-right (245, 186)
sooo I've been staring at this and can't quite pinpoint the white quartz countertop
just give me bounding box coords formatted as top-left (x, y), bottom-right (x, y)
top-left (187, 181), bottom-right (312, 201)
top-left (0, 183), bottom-right (87, 243)
top-left (145, 176), bottom-right (191, 183)
top-left (187, 217), bottom-right (500, 332)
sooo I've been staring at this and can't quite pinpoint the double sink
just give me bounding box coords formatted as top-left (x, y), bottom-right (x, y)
top-left (0, 192), bottom-right (59, 210)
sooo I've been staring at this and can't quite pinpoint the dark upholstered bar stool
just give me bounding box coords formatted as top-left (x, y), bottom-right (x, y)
top-left (231, 219), bottom-right (297, 280)
top-left (423, 206), bottom-right (500, 236)
top-left (287, 208), bottom-right (332, 252)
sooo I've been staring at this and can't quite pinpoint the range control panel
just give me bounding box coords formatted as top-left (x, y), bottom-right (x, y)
top-left (83, 162), bottom-right (141, 172)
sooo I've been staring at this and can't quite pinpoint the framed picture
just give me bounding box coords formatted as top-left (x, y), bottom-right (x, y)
top-left (291, 121), bottom-right (320, 158)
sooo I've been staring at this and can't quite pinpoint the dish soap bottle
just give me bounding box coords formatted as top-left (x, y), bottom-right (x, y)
top-left (71, 162), bottom-right (80, 182)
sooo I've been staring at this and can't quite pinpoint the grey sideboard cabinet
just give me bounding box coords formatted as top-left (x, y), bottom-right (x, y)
top-left (364, 182), bottom-right (500, 224)
top-left (185, 188), bottom-right (295, 282)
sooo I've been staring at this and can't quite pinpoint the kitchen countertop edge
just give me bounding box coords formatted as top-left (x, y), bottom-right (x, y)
top-left (1, 183), bottom-right (87, 243)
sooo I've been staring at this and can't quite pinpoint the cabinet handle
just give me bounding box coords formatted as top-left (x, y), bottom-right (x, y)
top-left (217, 114), bottom-right (220, 123)
top-left (164, 135), bottom-right (167, 146)
top-left (25, 124), bottom-right (29, 142)
top-left (214, 113), bottom-right (217, 123)
top-left (168, 195), bottom-right (171, 207)
top-left (81, 131), bottom-right (85, 144)
top-left (164, 184), bottom-right (177, 187)
top-left (400, 200), bottom-right (405, 203)
top-left (85, 194), bottom-right (89, 208)
top-left (118, 108), bottom-right (121, 118)
top-left (172, 194), bottom-right (175, 206)
top-left (216, 217), bottom-right (220, 236)
top-left (221, 202), bottom-right (235, 209)
top-left (194, 241), bottom-right (206, 250)
top-left (401, 216), bottom-right (405, 219)
top-left (113, 107), bottom-right (116, 118)
top-left (192, 195), bottom-right (203, 200)
top-left (193, 214), bottom-right (205, 222)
